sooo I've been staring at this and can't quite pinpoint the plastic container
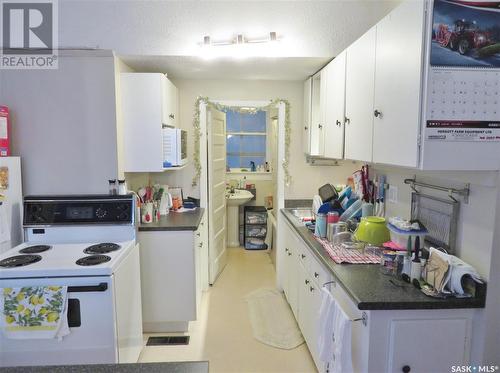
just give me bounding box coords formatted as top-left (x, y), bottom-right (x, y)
top-left (339, 199), bottom-right (362, 222)
top-left (327, 211), bottom-right (340, 224)
top-left (315, 213), bottom-right (327, 238)
top-left (380, 250), bottom-right (397, 275)
top-left (387, 223), bottom-right (428, 249)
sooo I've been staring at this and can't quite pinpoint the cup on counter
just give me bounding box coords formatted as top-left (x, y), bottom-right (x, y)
top-left (141, 202), bottom-right (154, 224)
top-left (315, 213), bottom-right (327, 238)
top-left (327, 211), bottom-right (340, 224)
top-left (326, 222), bottom-right (347, 242)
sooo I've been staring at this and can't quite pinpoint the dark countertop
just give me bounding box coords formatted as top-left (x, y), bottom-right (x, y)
top-left (1, 362), bottom-right (209, 373)
top-left (138, 208), bottom-right (205, 232)
top-left (281, 208), bottom-right (486, 311)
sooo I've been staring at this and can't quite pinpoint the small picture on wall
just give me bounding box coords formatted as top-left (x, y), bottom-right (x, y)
top-left (431, 0), bottom-right (500, 68)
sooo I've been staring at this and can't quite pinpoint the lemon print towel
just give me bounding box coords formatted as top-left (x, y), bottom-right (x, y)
top-left (1, 286), bottom-right (70, 339)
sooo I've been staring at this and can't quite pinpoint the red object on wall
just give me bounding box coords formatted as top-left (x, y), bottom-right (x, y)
top-left (0, 106), bottom-right (11, 156)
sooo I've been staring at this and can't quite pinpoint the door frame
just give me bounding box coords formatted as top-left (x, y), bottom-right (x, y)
top-left (199, 100), bottom-right (287, 285)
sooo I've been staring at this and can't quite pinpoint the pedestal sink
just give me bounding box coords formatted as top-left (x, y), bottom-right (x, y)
top-left (226, 189), bottom-right (254, 247)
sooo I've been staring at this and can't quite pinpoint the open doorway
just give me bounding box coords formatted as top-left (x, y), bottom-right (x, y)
top-left (199, 100), bottom-right (286, 285)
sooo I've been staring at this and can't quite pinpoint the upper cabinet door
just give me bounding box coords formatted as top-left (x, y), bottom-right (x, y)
top-left (303, 78), bottom-right (312, 155)
top-left (345, 27), bottom-right (376, 163)
top-left (309, 72), bottom-right (323, 156)
top-left (162, 76), bottom-right (178, 128)
top-left (373, 0), bottom-right (425, 168)
top-left (323, 51), bottom-right (346, 160)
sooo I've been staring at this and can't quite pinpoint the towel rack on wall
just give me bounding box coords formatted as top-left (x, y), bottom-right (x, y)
top-left (404, 176), bottom-right (470, 204)
top-left (323, 281), bottom-right (368, 326)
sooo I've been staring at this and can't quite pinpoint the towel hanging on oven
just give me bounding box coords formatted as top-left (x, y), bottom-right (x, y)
top-left (1, 286), bottom-right (70, 340)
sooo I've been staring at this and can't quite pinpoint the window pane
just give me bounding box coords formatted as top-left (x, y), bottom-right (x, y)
top-left (240, 156), bottom-right (265, 168)
top-left (226, 110), bottom-right (240, 132)
top-left (227, 155), bottom-right (240, 168)
top-left (226, 135), bottom-right (240, 153)
top-left (241, 135), bottom-right (266, 154)
top-left (241, 111), bottom-right (266, 132)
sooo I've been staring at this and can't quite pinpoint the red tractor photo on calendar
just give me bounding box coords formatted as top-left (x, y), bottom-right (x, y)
top-left (435, 19), bottom-right (493, 55)
top-left (431, 0), bottom-right (500, 67)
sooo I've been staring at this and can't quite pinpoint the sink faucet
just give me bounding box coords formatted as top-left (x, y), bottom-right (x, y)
top-left (230, 186), bottom-right (235, 194)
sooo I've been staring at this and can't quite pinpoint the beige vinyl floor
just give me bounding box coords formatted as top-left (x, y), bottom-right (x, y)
top-left (139, 247), bottom-right (317, 373)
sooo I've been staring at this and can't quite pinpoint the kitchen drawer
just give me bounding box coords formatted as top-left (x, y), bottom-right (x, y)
top-left (308, 252), bottom-right (331, 288)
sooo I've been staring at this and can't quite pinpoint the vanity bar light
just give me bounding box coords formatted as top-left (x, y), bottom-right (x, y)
top-left (201, 32), bottom-right (279, 47)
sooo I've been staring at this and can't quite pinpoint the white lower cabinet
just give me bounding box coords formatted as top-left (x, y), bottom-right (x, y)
top-left (280, 218), bottom-right (476, 373)
top-left (138, 214), bottom-right (207, 332)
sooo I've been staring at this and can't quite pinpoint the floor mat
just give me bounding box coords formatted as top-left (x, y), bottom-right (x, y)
top-left (244, 288), bottom-right (304, 350)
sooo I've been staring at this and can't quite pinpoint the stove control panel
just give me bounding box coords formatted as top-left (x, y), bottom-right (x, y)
top-left (23, 195), bottom-right (135, 226)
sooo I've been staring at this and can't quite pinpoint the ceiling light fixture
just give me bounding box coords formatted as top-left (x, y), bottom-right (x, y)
top-left (199, 32), bottom-right (280, 48)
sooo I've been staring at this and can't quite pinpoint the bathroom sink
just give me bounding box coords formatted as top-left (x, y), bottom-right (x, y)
top-left (226, 189), bottom-right (254, 206)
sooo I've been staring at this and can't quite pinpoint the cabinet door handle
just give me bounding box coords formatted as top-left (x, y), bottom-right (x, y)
top-left (288, 252), bottom-right (292, 256)
top-left (169, 114), bottom-right (175, 119)
top-left (304, 125), bottom-right (308, 131)
top-left (285, 248), bottom-right (289, 252)
top-left (318, 124), bottom-right (323, 129)
top-left (198, 243), bottom-right (203, 248)
top-left (335, 120), bottom-right (341, 127)
top-left (374, 109), bottom-right (382, 118)
top-left (309, 286), bottom-right (315, 292)
top-left (402, 366), bottom-right (411, 373)
top-left (305, 279), bottom-right (310, 285)
top-left (345, 117), bottom-right (351, 124)
top-left (301, 254), bottom-right (306, 259)
top-left (196, 232), bottom-right (201, 237)
top-left (314, 272), bottom-right (319, 278)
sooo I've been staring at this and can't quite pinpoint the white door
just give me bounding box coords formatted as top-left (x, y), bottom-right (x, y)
top-left (323, 51), bottom-right (346, 159)
top-left (372, 0), bottom-right (425, 168)
top-left (208, 108), bottom-right (227, 284)
top-left (345, 27), bottom-right (376, 162)
top-left (303, 77), bottom-right (312, 154)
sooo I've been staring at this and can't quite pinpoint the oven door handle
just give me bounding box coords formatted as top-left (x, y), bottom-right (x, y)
top-left (68, 282), bottom-right (108, 293)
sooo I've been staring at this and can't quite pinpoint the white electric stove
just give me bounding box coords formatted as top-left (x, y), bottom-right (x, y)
top-left (0, 194), bottom-right (143, 367)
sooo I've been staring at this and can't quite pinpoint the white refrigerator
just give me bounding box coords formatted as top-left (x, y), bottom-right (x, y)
top-left (0, 157), bottom-right (23, 254)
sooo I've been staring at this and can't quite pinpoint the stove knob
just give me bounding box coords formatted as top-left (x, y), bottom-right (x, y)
top-left (96, 208), bottom-right (107, 219)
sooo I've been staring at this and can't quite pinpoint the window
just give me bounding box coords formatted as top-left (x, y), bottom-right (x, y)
top-left (226, 109), bottom-right (267, 169)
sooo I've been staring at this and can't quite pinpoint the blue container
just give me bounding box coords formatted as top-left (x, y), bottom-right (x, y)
top-left (315, 213), bottom-right (327, 238)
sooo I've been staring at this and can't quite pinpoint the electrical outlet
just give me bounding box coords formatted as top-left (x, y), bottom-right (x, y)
top-left (387, 185), bottom-right (398, 204)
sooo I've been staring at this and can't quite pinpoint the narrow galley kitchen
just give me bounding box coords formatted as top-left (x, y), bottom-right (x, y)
top-left (0, 0), bottom-right (499, 372)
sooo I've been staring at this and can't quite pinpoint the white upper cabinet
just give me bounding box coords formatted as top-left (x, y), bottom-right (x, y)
top-left (304, 54), bottom-right (346, 160)
top-left (372, 0), bottom-right (426, 168)
top-left (309, 71), bottom-right (325, 156)
top-left (344, 27), bottom-right (376, 163)
top-left (121, 73), bottom-right (179, 172)
top-left (323, 51), bottom-right (346, 160)
top-left (162, 77), bottom-right (178, 128)
top-left (303, 78), bottom-right (312, 155)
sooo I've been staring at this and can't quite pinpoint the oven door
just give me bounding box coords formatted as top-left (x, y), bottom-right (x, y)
top-left (0, 276), bottom-right (118, 367)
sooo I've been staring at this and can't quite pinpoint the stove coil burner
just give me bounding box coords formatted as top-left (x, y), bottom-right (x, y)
top-left (19, 245), bottom-right (52, 254)
top-left (76, 255), bottom-right (111, 266)
top-left (0, 254), bottom-right (42, 268)
top-left (84, 243), bottom-right (121, 255)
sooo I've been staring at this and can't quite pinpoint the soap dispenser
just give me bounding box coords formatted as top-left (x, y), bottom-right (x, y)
top-left (250, 161), bottom-right (256, 172)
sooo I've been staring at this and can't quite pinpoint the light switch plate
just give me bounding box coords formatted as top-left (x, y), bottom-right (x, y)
top-left (387, 185), bottom-right (398, 204)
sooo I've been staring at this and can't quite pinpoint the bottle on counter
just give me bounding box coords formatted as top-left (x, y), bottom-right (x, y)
top-left (108, 179), bottom-right (117, 195)
top-left (118, 179), bottom-right (127, 195)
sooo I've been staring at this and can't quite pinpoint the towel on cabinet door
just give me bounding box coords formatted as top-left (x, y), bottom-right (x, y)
top-left (331, 303), bottom-right (353, 373)
top-left (318, 287), bottom-right (337, 365)
top-left (1, 286), bottom-right (70, 340)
